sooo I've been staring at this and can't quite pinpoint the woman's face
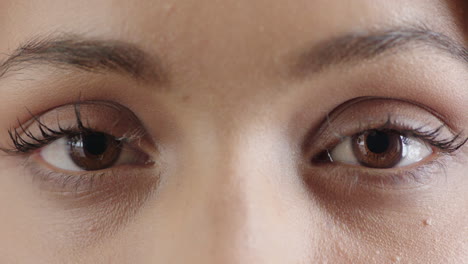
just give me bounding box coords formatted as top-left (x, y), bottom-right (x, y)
top-left (0, 0), bottom-right (467, 263)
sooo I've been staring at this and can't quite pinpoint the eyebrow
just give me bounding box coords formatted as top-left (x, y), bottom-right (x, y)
top-left (292, 27), bottom-right (468, 77)
top-left (1, 28), bottom-right (466, 83)
top-left (0, 34), bottom-right (168, 83)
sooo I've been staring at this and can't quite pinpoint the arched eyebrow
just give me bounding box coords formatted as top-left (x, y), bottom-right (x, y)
top-left (0, 34), bottom-right (168, 84)
top-left (292, 27), bottom-right (468, 77)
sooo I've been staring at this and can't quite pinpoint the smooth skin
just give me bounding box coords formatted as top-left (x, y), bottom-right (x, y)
top-left (0, 0), bottom-right (467, 263)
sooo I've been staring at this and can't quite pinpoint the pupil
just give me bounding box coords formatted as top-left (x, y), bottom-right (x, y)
top-left (82, 133), bottom-right (108, 156)
top-left (366, 130), bottom-right (390, 154)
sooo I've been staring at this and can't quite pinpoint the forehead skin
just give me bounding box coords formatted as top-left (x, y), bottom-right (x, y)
top-left (0, 0), bottom-right (466, 263)
top-left (0, 0), bottom-right (465, 88)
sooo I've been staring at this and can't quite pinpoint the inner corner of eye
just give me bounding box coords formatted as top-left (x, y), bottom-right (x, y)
top-left (312, 149), bottom-right (332, 163)
top-left (310, 137), bottom-right (355, 165)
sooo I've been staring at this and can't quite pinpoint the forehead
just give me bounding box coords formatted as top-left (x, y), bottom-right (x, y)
top-left (0, 0), bottom-right (462, 97)
top-left (0, 0), bottom-right (456, 53)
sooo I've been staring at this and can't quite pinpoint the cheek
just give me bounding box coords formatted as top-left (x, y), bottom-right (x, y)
top-left (0, 159), bottom-right (60, 261)
top-left (0, 156), bottom-right (153, 261)
top-left (302, 157), bottom-right (468, 262)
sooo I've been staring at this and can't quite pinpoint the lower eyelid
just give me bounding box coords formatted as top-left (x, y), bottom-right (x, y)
top-left (308, 147), bottom-right (449, 191)
top-left (27, 154), bottom-right (111, 195)
top-left (305, 161), bottom-right (442, 192)
top-left (25, 154), bottom-right (159, 200)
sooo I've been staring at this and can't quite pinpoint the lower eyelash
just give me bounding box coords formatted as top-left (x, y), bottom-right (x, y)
top-left (27, 155), bottom-right (140, 197)
top-left (23, 153), bottom-right (106, 195)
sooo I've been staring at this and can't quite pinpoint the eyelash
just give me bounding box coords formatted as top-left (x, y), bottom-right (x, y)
top-left (326, 120), bottom-right (466, 154)
top-left (312, 118), bottom-right (467, 174)
top-left (6, 109), bottom-right (467, 157)
top-left (305, 118), bottom-right (467, 190)
top-left (8, 109), bottom-right (86, 154)
top-left (407, 126), bottom-right (467, 153)
top-left (4, 104), bottom-right (139, 155)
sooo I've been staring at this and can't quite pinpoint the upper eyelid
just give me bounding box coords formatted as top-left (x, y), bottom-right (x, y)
top-left (320, 121), bottom-right (465, 154)
top-left (1, 101), bottom-right (150, 155)
top-left (320, 96), bottom-right (456, 133)
top-left (304, 97), bottom-right (467, 156)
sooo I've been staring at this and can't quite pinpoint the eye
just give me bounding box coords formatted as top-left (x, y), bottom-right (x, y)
top-left (39, 131), bottom-right (149, 172)
top-left (329, 129), bottom-right (433, 168)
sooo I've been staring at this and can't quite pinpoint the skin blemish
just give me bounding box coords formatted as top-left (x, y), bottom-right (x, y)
top-left (181, 95), bottom-right (191, 103)
top-left (423, 218), bottom-right (433, 226)
top-left (392, 255), bottom-right (402, 263)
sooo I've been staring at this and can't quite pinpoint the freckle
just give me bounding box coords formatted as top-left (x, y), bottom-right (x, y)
top-left (423, 218), bottom-right (433, 226)
top-left (181, 95), bottom-right (191, 103)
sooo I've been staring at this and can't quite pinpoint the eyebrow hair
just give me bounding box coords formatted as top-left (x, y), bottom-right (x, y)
top-left (1, 28), bottom-right (466, 84)
top-left (0, 34), bottom-right (168, 83)
top-left (292, 27), bottom-right (468, 77)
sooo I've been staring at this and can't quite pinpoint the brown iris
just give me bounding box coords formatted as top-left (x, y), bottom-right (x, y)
top-left (67, 132), bottom-right (122, 171)
top-left (351, 130), bottom-right (403, 168)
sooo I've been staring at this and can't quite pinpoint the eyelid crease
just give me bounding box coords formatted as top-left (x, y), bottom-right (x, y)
top-left (321, 96), bottom-right (460, 133)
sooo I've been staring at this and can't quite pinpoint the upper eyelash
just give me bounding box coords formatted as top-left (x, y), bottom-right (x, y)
top-left (314, 118), bottom-right (467, 163)
top-left (4, 102), bottom-right (149, 156)
top-left (374, 116), bottom-right (468, 153)
top-left (405, 125), bottom-right (467, 153)
top-left (4, 105), bottom-right (467, 157)
top-left (4, 104), bottom-right (104, 155)
top-left (7, 119), bottom-right (68, 154)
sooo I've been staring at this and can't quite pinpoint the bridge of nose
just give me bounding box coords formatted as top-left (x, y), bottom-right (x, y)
top-left (140, 118), bottom-right (322, 263)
